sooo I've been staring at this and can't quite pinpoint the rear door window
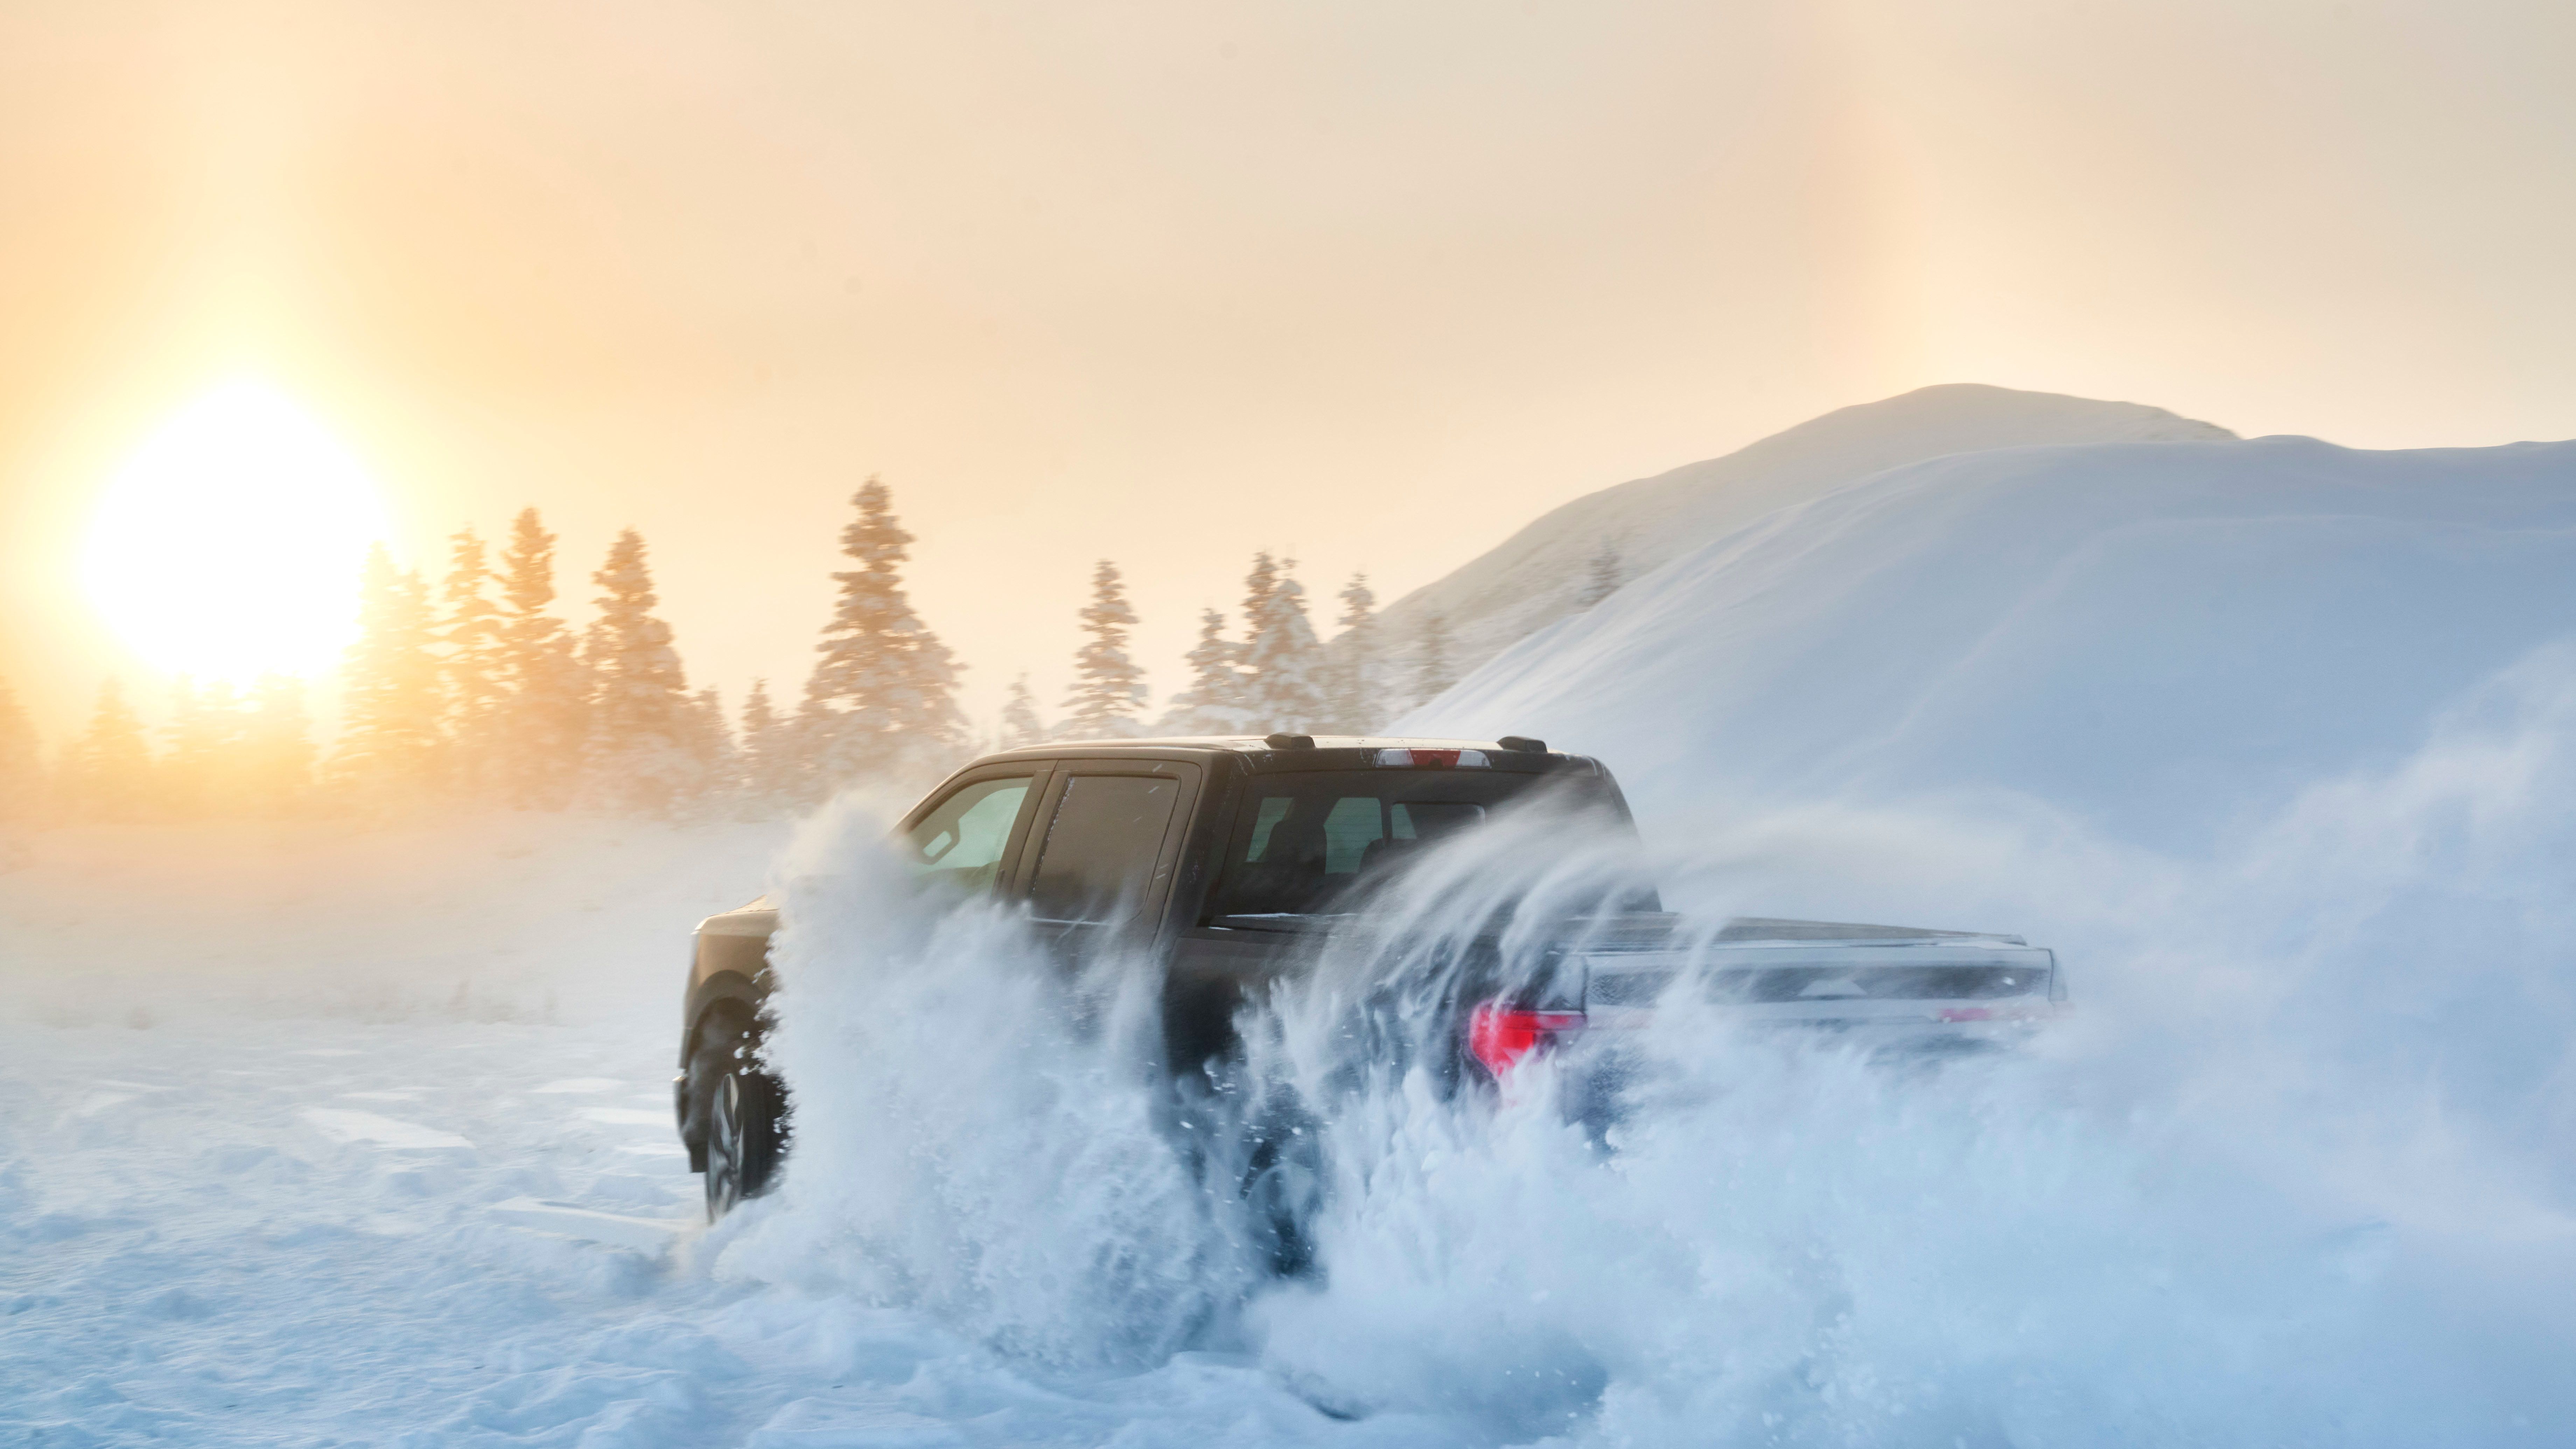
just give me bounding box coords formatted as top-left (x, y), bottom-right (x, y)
top-left (1211, 770), bottom-right (1553, 919)
top-left (1027, 774), bottom-right (1185, 924)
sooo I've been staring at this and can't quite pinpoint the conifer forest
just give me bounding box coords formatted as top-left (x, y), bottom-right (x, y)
top-left (0, 480), bottom-right (1461, 824)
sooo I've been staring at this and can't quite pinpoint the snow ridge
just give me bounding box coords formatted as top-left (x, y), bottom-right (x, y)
top-left (1372, 383), bottom-right (2234, 681)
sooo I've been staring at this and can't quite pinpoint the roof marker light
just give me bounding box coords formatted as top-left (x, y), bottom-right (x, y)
top-left (1373, 747), bottom-right (1488, 768)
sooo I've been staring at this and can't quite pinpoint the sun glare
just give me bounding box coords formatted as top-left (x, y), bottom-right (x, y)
top-left (82, 380), bottom-right (393, 684)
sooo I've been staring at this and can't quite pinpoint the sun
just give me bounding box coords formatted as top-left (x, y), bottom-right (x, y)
top-left (82, 380), bottom-right (394, 684)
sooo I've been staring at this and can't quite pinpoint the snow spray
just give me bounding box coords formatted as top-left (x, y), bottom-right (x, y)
top-left (724, 657), bottom-right (2576, 1444)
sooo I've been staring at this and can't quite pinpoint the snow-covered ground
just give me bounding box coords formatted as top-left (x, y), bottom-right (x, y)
top-left (12, 428), bottom-right (2576, 1446)
top-left (0, 817), bottom-right (1420, 1446)
top-left (14, 788), bottom-right (2573, 1447)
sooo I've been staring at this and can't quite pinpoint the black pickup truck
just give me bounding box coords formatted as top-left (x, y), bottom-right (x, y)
top-left (674, 735), bottom-right (2063, 1223)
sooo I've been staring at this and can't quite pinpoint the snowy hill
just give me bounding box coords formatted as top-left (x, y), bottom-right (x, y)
top-left (1373, 383), bottom-right (2235, 678)
top-left (1404, 432), bottom-right (2576, 855)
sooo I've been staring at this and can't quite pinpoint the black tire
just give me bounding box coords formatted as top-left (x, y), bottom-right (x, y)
top-left (1239, 1100), bottom-right (1325, 1278)
top-left (685, 1010), bottom-right (787, 1221)
top-left (1168, 1068), bottom-right (1326, 1279)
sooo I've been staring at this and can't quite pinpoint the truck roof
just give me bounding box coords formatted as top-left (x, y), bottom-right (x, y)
top-left (969, 735), bottom-right (1601, 775)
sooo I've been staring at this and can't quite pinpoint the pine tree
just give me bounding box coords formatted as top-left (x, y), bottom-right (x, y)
top-left (331, 545), bottom-right (446, 802)
top-left (1325, 572), bottom-right (1381, 734)
top-left (160, 677), bottom-right (246, 818)
top-left (1580, 537), bottom-right (1625, 609)
top-left (1241, 555), bottom-right (1326, 731)
top-left (240, 673), bottom-right (316, 815)
top-left (736, 676), bottom-right (793, 814)
top-left (1415, 610), bottom-right (1457, 707)
top-left (61, 679), bottom-right (152, 821)
top-left (683, 686), bottom-right (737, 814)
top-left (1061, 559), bottom-right (1148, 738)
top-left (801, 478), bottom-right (967, 792)
top-left (999, 674), bottom-right (1048, 749)
top-left (0, 678), bottom-right (44, 821)
top-left (440, 527), bottom-right (509, 799)
top-left (581, 528), bottom-right (702, 816)
top-left (1159, 607), bottom-right (1250, 734)
top-left (160, 676), bottom-right (209, 817)
top-left (496, 509), bottom-right (587, 810)
top-left (1239, 551), bottom-right (1278, 638)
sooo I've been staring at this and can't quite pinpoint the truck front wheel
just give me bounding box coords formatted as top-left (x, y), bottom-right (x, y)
top-left (686, 1010), bottom-right (786, 1220)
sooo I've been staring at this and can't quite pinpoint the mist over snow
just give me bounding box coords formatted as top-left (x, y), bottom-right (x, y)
top-left (9, 425), bottom-right (2576, 1446)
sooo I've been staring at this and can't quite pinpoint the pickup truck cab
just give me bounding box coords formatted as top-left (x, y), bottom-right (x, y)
top-left (674, 735), bottom-right (2062, 1222)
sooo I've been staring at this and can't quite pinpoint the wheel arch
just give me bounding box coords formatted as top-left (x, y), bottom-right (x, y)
top-left (677, 971), bottom-right (773, 1171)
top-left (680, 969), bottom-right (771, 1066)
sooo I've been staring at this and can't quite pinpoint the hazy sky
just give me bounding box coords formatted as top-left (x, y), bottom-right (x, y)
top-left (5, 0), bottom-right (2572, 740)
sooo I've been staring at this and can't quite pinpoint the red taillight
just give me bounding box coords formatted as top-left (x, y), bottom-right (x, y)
top-left (1465, 1001), bottom-right (1586, 1077)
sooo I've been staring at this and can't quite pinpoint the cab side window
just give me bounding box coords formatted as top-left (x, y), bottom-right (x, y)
top-left (905, 776), bottom-right (1034, 890)
top-left (1027, 775), bottom-right (1183, 924)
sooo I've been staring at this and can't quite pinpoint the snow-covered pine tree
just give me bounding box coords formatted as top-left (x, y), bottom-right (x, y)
top-left (736, 679), bottom-right (806, 815)
top-left (580, 528), bottom-right (702, 817)
top-left (1241, 555), bottom-right (1326, 732)
top-left (735, 680), bottom-right (782, 813)
top-left (241, 673), bottom-right (316, 815)
top-left (160, 677), bottom-right (247, 818)
top-left (683, 686), bottom-right (736, 814)
top-left (496, 509), bottom-right (587, 810)
top-left (1579, 537), bottom-right (1624, 609)
top-left (999, 674), bottom-right (1048, 749)
top-left (1240, 551), bottom-right (1277, 636)
top-left (1061, 559), bottom-right (1148, 739)
top-left (800, 478), bottom-right (967, 792)
top-left (1158, 607), bottom-right (1249, 734)
top-left (1414, 610), bottom-right (1457, 708)
top-left (440, 527), bottom-right (509, 799)
top-left (61, 679), bottom-right (152, 821)
top-left (0, 677), bottom-right (43, 821)
top-left (331, 545), bottom-right (446, 804)
top-left (160, 677), bottom-right (209, 817)
top-left (1325, 572), bottom-right (1381, 734)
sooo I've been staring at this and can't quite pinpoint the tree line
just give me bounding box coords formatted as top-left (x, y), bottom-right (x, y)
top-left (0, 478), bottom-right (1472, 824)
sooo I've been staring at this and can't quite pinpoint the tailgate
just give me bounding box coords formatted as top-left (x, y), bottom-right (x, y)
top-left (1581, 939), bottom-right (2062, 1026)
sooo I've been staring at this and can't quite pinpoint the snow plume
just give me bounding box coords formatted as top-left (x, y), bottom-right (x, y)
top-left (724, 651), bottom-right (2576, 1444)
top-left (1253, 643), bottom-right (2576, 1444)
top-left (721, 796), bottom-right (1249, 1369)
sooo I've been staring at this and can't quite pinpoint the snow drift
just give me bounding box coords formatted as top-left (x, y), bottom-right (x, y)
top-left (1371, 383), bottom-right (2233, 678)
top-left (1412, 432), bottom-right (2576, 855)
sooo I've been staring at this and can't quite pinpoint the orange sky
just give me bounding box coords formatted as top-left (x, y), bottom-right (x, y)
top-left (5, 0), bottom-right (2572, 741)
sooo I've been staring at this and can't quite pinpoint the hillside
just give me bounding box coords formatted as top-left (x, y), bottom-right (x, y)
top-left (1372, 383), bottom-right (2235, 681)
top-left (1403, 431), bottom-right (2576, 855)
